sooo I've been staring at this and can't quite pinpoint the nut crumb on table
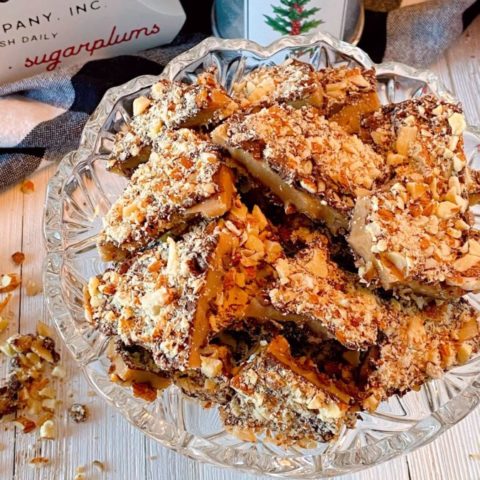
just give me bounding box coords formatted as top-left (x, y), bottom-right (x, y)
top-left (92, 459), bottom-right (105, 471)
top-left (11, 251), bottom-right (25, 265)
top-left (20, 180), bottom-right (35, 194)
top-left (0, 325), bottom-right (62, 438)
top-left (28, 456), bottom-right (50, 467)
top-left (0, 273), bottom-right (21, 293)
top-left (25, 279), bottom-right (42, 297)
top-left (68, 403), bottom-right (89, 423)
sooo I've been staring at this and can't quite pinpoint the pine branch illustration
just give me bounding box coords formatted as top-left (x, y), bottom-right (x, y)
top-left (264, 15), bottom-right (290, 34)
top-left (267, 14), bottom-right (291, 28)
top-left (298, 7), bottom-right (320, 19)
top-left (300, 19), bottom-right (323, 33)
top-left (272, 6), bottom-right (291, 16)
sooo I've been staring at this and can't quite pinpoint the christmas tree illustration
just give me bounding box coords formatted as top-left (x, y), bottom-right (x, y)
top-left (264, 0), bottom-right (323, 36)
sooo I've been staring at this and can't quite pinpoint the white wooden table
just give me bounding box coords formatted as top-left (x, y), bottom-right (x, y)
top-left (1, 18), bottom-right (480, 480)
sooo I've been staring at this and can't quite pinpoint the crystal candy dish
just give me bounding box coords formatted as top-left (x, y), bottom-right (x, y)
top-left (43, 33), bottom-right (480, 478)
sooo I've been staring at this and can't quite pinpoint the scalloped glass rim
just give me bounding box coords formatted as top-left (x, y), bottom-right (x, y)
top-left (43, 32), bottom-right (480, 478)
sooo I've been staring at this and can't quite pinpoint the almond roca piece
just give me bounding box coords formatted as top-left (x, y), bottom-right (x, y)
top-left (89, 220), bottom-right (236, 371)
top-left (360, 94), bottom-right (480, 205)
top-left (349, 181), bottom-right (480, 298)
top-left (220, 336), bottom-right (358, 447)
top-left (315, 66), bottom-right (381, 134)
top-left (360, 95), bottom-right (469, 182)
top-left (360, 298), bottom-right (480, 411)
top-left (269, 236), bottom-right (385, 350)
top-left (98, 129), bottom-right (235, 262)
top-left (108, 70), bottom-right (238, 176)
top-left (231, 60), bottom-right (380, 133)
top-left (211, 104), bottom-right (385, 234)
top-left (350, 95), bottom-right (480, 298)
top-left (86, 202), bottom-right (284, 371)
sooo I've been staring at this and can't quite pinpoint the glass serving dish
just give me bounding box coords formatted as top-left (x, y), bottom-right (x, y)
top-left (43, 33), bottom-right (480, 478)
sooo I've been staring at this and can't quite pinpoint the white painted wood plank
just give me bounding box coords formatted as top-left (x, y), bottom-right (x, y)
top-left (446, 16), bottom-right (480, 126)
top-left (408, 412), bottom-right (480, 480)
top-left (11, 164), bottom-right (57, 480)
top-left (0, 177), bottom-right (23, 480)
top-left (5, 163), bottom-right (148, 480)
top-left (405, 15), bottom-right (480, 480)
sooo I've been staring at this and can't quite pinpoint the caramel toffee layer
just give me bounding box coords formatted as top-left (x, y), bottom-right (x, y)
top-left (212, 104), bottom-right (385, 234)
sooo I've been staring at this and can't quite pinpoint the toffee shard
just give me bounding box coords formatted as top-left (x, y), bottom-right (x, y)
top-left (98, 129), bottom-right (235, 261)
top-left (269, 236), bottom-right (384, 350)
top-left (232, 60), bottom-right (379, 133)
top-left (212, 104), bottom-right (385, 234)
top-left (108, 71), bottom-right (238, 176)
top-left (220, 336), bottom-right (356, 446)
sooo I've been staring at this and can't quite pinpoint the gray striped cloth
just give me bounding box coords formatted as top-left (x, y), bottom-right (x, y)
top-left (383, 0), bottom-right (476, 66)
top-left (0, 35), bottom-right (203, 189)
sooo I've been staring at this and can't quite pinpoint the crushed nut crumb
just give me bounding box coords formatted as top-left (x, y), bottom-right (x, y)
top-left (20, 180), bottom-right (35, 194)
top-left (0, 316), bottom-right (9, 334)
top-left (52, 365), bottom-right (66, 379)
top-left (0, 274), bottom-right (21, 294)
top-left (29, 456), bottom-right (49, 467)
top-left (92, 460), bottom-right (105, 471)
top-left (69, 403), bottom-right (88, 423)
top-left (0, 330), bottom-right (61, 433)
top-left (39, 419), bottom-right (56, 440)
top-left (11, 252), bottom-right (25, 265)
top-left (25, 280), bottom-right (42, 297)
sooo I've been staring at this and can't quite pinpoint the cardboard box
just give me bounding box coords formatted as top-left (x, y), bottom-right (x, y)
top-left (0, 0), bottom-right (185, 84)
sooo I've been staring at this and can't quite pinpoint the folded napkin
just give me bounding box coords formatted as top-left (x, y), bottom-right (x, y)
top-left (0, 34), bottom-right (204, 190)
